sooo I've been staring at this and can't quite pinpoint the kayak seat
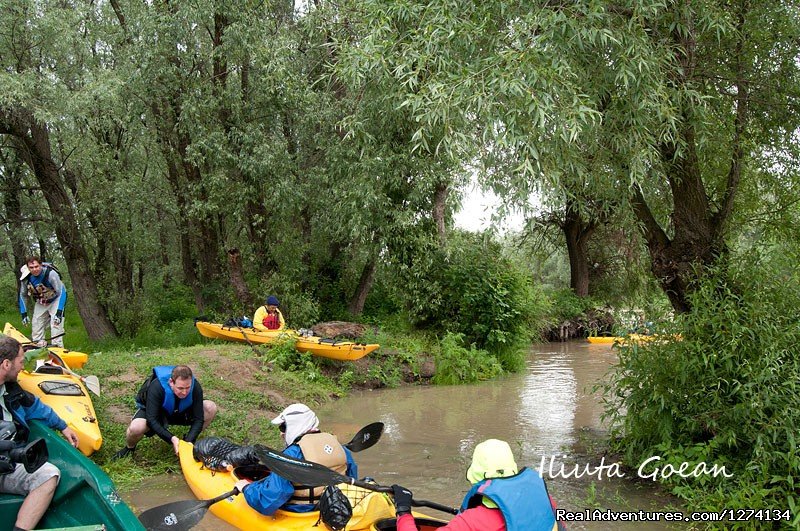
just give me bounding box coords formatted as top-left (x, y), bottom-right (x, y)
top-left (318, 338), bottom-right (341, 345)
top-left (34, 364), bottom-right (65, 375)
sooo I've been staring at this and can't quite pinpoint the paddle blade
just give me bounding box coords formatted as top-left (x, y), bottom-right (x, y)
top-left (255, 446), bottom-right (350, 487)
top-left (83, 375), bottom-right (101, 396)
top-left (345, 421), bottom-right (383, 452)
top-left (138, 488), bottom-right (238, 531)
top-left (138, 499), bottom-right (209, 531)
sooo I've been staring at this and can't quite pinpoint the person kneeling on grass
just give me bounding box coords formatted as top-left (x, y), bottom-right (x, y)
top-left (391, 439), bottom-right (566, 531)
top-left (112, 365), bottom-right (217, 459)
top-left (233, 403), bottom-right (358, 515)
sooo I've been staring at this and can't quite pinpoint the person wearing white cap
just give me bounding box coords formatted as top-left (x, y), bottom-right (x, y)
top-left (391, 439), bottom-right (565, 531)
top-left (234, 403), bottom-right (358, 516)
top-left (18, 257), bottom-right (67, 348)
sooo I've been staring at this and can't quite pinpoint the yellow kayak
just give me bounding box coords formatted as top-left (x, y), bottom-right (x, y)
top-left (178, 441), bottom-right (444, 530)
top-left (17, 367), bottom-right (102, 456)
top-left (587, 333), bottom-right (681, 345)
top-left (586, 336), bottom-right (620, 344)
top-left (195, 321), bottom-right (380, 361)
top-left (3, 322), bottom-right (89, 369)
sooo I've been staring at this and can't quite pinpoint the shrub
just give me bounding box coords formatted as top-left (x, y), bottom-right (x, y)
top-left (601, 251), bottom-right (800, 527)
top-left (400, 231), bottom-right (538, 371)
top-left (433, 332), bottom-right (502, 385)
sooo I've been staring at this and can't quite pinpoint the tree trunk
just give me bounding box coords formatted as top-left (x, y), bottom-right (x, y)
top-left (227, 248), bottom-right (252, 308)
top-left (0, 107), bottom-right (118, 339)
top-left (629, 7), bottom-right (749, 314)
top-left (561, 200), bottom-right (596, 298)
top-left (0, 149), bottom-right (30, 273)
top-left (348, 258), bottom-right (376, 316)
top-left (433, 182), bottom-right (448, 246)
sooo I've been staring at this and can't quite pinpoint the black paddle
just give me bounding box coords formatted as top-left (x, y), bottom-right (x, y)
top-left (21, 331), bottom-right (67, 345)
top-left (138, 487), bottom-right (239, 531)
top-left (233, 421), bottom-right (384, 479)
top-left (254, 447), bottom-right (459, 515)
top-left (137, 422), bottom-right (385, 530)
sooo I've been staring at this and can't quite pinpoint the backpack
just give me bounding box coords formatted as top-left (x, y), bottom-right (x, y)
top-left (223, 316), bottom-right (253, 328)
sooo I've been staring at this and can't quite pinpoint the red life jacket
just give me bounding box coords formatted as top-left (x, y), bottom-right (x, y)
top-left (262, 313), bottom-right (281, 330)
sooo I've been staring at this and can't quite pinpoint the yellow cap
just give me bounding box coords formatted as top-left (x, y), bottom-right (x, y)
top-left (466, 439), bottom-right (518, 484)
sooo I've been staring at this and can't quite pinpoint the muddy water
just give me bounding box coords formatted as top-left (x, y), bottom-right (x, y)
top-left (318, 340), bottom-right (680, 530)
top-left (125, 340), bottom-right (680, 530)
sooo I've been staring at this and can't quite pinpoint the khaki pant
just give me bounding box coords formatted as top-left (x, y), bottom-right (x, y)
top-left (32, 299), bottom-right (64, 347)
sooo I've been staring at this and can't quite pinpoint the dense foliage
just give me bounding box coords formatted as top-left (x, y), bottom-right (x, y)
top-left (602, 251), bottom-right (800, 527)
top-left (395, 231), bottom-right (544, 370)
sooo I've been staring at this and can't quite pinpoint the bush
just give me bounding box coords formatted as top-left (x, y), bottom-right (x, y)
top-left (400, 231), bottom-right (539, 371)
top-left (433, 332), bottom-right (502, 385)
top-left (601, 251), bottom-right (800, 527)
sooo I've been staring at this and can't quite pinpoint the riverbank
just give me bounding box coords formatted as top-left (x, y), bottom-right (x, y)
top-left (91, 340), bottom-right (429, 489)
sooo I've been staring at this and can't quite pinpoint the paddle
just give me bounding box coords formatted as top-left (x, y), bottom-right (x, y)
top-left (47, 349), bottom-right (101, 396)
top-left (21, 331), bottom-right (67, 345)
top-left (138, 487), bottom-right (239, 531)
top-left (254, 447), bottom-right (458, 515)
top-left (233, 421), bottom-right (384, 480)
top-left (139, 422), bottom-right (385, 529)
top-left (343, 421), bottom-right (383, 452)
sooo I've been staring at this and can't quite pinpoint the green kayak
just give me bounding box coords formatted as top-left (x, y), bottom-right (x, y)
top-left (0, 420), bottom-right (143, 531)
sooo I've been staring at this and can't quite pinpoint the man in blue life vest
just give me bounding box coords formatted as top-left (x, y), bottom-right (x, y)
top-left (112, 365), bottom-right (217, 460)
top-left (391, 439), bottom-right (565, 531)
top-left (233, 403), bottom-right (358, 515)
top-left (18, 257), bottom-right (67, 348)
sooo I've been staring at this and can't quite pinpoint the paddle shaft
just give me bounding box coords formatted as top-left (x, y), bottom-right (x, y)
top-left (346, 478), bottom-right (458, 515)
top-left (255, 447), bottom-right (459, 515)
top-left (22, 331), bottom-right (67, 345)
top-left (44, 349), bottom-right (101, 396)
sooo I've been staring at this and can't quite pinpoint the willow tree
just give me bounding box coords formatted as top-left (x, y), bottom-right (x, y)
top-left (334, 0), bottom-right (800, 312)
top-left (0, 0), bottom-right (118, 339)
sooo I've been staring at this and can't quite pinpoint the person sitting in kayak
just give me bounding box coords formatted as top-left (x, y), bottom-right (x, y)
top-left (112, 365), bottom-right (217, 460)
top-left (391, 439), bottom-right (565, 531)
top-left (0, 336), bottom-right (80, 531)
top-left (234, 403), bottom-right (358, 515)
top-left (253, 295), bottom-right (286, 331)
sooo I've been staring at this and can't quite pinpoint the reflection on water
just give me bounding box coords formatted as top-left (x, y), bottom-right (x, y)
top-left (319, 341), bottom-right (680, 530)
top-left (125, 341), bottom-right (679, 530)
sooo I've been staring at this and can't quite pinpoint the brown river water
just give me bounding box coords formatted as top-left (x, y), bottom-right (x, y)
top-left (125, 341), bottom-right (682, 530)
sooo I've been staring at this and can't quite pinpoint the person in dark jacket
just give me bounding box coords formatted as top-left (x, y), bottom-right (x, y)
top-left (0, 336), bottom-right (79, 531)
top-left (112, 365), bottom-right (217, 459)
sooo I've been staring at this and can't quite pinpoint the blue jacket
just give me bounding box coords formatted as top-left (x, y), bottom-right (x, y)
top-left (3, 382), bottom-right (67, 441)
top-left (243, 441), bottom-right (358, 516)
top-left (460, 468), bottom-right (556, 531)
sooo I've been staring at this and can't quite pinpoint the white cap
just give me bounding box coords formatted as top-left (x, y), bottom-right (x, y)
top-left (271, 403), bottom-right (319, 446)
top-left (19, 265), bottom-right (29, 280)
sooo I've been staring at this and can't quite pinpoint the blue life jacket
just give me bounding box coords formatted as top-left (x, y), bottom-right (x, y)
top-left (145, 366), bottom-right (195, 414)
top-left (460, 467), bottom-right (556, 531)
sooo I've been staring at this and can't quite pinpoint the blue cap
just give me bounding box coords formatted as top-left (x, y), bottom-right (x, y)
top-left (266, 295), bottom-right (280, 306)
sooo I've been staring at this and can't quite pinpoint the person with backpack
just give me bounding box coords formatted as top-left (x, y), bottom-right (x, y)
top-left (233, 403), bottom-right (358, 516)
top-left (18, 257), bottom-right (67, 348)
top-left (111, 365), bottom-right (217, 460)
top-left (253, 295), bottom-right (286, 331)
